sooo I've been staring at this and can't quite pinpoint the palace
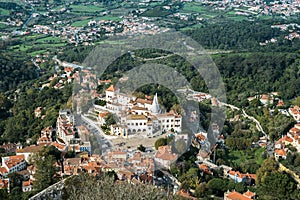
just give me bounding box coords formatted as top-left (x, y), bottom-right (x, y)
top-left (101, 85), bottom-right (182, 138)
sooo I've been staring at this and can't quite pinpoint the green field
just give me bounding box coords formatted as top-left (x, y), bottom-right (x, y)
top-left (96, 15), bottom-right (121, 21)
top-left (35, 36), bottom-right (64, 43)
top-left (0, 8), bottom-right (9, 15)
top-left (182, 3), bottom-right (208, 13)
top-left (70, 4), bottom-right (105, 13)
top-left (71, 19), bottom-right (91, 27)
top-left (227, 147), bottom-right (265, 167)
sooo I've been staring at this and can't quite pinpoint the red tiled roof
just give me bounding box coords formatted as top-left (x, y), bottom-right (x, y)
top-left (290, 127), bottom-right (300, 133)
top-left (0, 167), bottom-right (8, 174)
top-left (16, 145), bottom-right (43, 153)
top-left (5, 155), bottom-right (25, 169)
top-left (22, 180), bottom-right (33, 187)
top-left (243, 190), bottom-right (256, 198)
top-left (106, 85), bottom-right (116, 92)
top-left (225, 191), bottom-right (252, 200)
top-left (155, 146), bottom-right (178, 161)
top-left (275, 149), bottom-right (287, 156)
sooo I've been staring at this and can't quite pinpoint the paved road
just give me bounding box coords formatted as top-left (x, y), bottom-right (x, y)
top-left (77, 114), bottom-right (113, 155)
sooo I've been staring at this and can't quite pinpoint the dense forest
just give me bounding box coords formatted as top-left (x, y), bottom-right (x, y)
top-left (184, 20), bottom-right (300, 52)
top-left (0, 52), bottom-right (37, 93)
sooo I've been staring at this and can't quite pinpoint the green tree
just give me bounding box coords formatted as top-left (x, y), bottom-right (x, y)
top-left (62, 173), bottom-right (178, 200)
top-left (154, 138), bottom-right (167, 150)
top-left (32, 146), bottom-right (60, 192)
top-left (256, 157), bottom-right (278, 185)
top-left (257, 172), bottom-right (297, 199)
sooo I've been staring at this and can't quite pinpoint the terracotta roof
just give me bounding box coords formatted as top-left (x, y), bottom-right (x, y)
top-left (131, 106), bottom-right (148, 111)
top-left (290, 127), bottom-right (300, 133)
top-left (0, 167), bottom-right (8, 174)
top-left (0, 179), bottom-right (9, 189)
top-left (225, 191), bottom-right (252, 200)
top-left (135, 98), bottom-right (152, 105)
top-left (275, 149), bottom-right (287, 157)
top-left (195, 133), bottom-right (206, 141)
top-left (261, 94), bottom-right (270, 100)
top-left (276, 135), bottom-right (293, 144)
top-left (199, 164), bottom-right (211, 174)
top-left (155, 146), bottom-right (178, 161)
top-left (99, 79), bottom-right (111, 84)
top-left (51, 142), bottom-right (66, 151)
top-left (22, 180), bottom-right (33, 187)
top-left (243, 190), bottom-right (256, 198)
top-left (16, 145), bottom-right (43, 153)
top-left (228, 170), bottom-right (244, 178)
top-left (99, 112), bottom-right (109, 118)
top-left (5, 155), bottom-right (25, 169)
top-left (126, 114), bottom-right (147, 120)
top-left (106, 85), bottom-right (116, 92)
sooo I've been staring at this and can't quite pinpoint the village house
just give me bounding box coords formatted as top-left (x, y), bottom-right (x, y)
top-left (37, 126), bottom-right (53, 146)
top-left (22, 180), bottom-right (33, 192)
top-left (227, 170), bottom-right (256, 185)
top-left (34, 107), bottom-right (43, 118)
top-left (56, 109), bottom-right (75, 145)
top-left (1, 155), bottom-right (27, 173)
top-left (289, 105), bottom-right (300, 122)
top-left (16, 145), bottom-right (43, 162)
top-left (0, 143), bottom-right (17, 153)
top-left (224, 190), bottom-right (256, 200)
top-left (154, 145), bottom-right (178, 169)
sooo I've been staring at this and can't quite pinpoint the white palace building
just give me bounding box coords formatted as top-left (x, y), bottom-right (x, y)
top-left (101, 85), bottom-right (182, 138)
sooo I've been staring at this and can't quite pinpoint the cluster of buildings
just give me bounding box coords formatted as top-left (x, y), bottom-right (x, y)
top-left (97, 85), bottom-right (182, 138)
top-left (274, 123), bottom-right (300, 160)
top-left (40, 64), bottom-right (79, 90)
top-left (289, 105), bottom-right (300, 122)
top-left (56, 109), bottom-right (91, 154)
top-left (201, 0), bottom-right (300, 17)
top-left (30, 14), bottom-right (167, 45)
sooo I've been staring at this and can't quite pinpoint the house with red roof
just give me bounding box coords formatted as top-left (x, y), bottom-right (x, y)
top-left (289, 105), bottom-right (300, 122)
top-left (274, 148), bottom-right (288, 160)
top-left (154, 145), bottom-right (178, 169)
top-left (22, 180), bottom-right (33, 192)
top-left (224, 190), bottom-right (256, 200)
top-left (227, 170), bottom-right (256, 185)
top-left (1, 155), bottom-right (26, 173)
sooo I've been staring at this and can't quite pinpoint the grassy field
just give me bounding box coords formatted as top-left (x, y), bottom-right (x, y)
top-left (96, 15), bottom-right (121, 21)
top-left (182, 3), bottom-right (208, 13)
top-left (71, 19), bottom-right (91, 27)
top-left (227, 147), bottom-right (265, 167)
top-left (35, 36), bottom-right (64, 43)
top-left (0, 8), bottom-right (9, 16)
top-left (70, 4), bottom-right (105, 13)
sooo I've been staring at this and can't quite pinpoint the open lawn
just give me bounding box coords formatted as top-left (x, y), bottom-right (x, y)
top-left (227, 147), bottom-right (265, 167)
top-left (35, 36), bottom-right (64, 43)
top-left (96, 15), bottom-right (121, 21)
top-left (70, 4), bottom-right (105, 13)
top-left (182, 3), bottom-right (208, 13)
top-left (71, 19), bottom-right (91, 27)
top-left (0, 8), bottom-right (9, 16)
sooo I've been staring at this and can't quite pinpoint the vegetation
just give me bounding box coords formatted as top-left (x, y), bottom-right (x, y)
top-left (32, 146), bottom-right (61, 192)
top-left (0, 52), bottom-right (37, 92)
top-left (62, 173), bottom-right (179, 200)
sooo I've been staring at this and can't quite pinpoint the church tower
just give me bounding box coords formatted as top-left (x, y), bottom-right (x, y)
top-left (150, 93), bottom-right (161, 114)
